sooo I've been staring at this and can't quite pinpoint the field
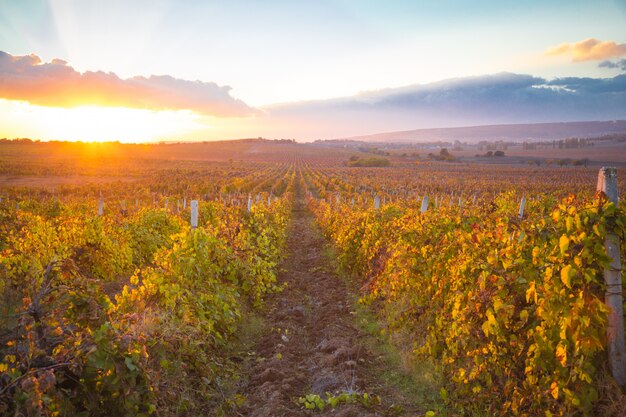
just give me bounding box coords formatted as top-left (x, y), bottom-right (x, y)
top-left (1, 140), bottom-right (625, 416)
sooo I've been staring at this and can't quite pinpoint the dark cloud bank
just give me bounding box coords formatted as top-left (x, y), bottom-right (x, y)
top-left (266, 72), bottom-right (626, 138)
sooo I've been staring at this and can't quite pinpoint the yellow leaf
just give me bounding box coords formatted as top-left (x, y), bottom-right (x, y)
top-left (519, 309), bottom-right (529, 322)
top-left (556, 344), bottom-right (567, 366)
top-left (559, 235), bottom-right (569, 255)
top-left (481, 320), bottom-right (491, 337)
top-left (526, 281), bottom-right (537, 304)
top-left (502, 258), bottom-right (512, 270)
top-left (532, 246), bottom-right (541, 265)
top-left (550, 381), bottom-right (559, 399)
top-left (544, 266), bottom-right (553, 281)
top-left (560, 265), bottom-right (572, 288)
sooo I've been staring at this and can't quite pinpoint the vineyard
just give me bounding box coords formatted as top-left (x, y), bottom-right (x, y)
top-left (0, 141), bottom-right (625, 416)
top-left (304, 163), bottom-right (626, 416)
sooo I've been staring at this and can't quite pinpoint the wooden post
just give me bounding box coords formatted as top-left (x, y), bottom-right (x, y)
top-left (374, 195), bottom-right (380, 210)
top-left (247, 195), bottom-right (252, 212)
top-left (597, 167), bottom-right (625, 385)
top-left (98, 196), bottom-right (104, 216)
top-left (420, 196), bottom-right (429, 213)
top-left (190, 200), bottom-right (198, 229)
top-left (518, 197), bottom-right (526, 221)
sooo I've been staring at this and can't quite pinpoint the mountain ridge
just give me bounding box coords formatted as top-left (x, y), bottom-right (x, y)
top-left (328, 120), bottom-right (626, 143)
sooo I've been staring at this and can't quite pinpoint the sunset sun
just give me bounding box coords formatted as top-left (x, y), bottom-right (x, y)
top-left (0, 99), bottom-right (205, 142)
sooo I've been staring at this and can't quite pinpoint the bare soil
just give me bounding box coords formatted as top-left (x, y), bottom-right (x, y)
top-left (237, 192), bottom-right (421, 417)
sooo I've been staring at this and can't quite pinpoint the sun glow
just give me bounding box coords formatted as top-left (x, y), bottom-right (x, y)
top-left (0, 99), bottom-right (207, 143)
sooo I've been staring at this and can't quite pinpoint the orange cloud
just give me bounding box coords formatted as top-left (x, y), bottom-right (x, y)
top-left (0, 51), bottom-right (257, 117)
top-left (546, 38), bottom-right (626, 62)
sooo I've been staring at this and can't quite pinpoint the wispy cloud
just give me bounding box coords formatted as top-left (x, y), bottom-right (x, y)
top-left (599, 58), bottom-right (626, 71)
top-left (546, 38), bottom-right (626, 62)
top-left (0, 51), bottom-right (257, 117)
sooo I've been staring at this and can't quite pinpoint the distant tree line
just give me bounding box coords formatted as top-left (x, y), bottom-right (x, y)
top-left (347, 155), bottom-right (391, 167)
top-left (476, 150), bottom-right (505, 157)
top-left (428, 148), bottom-right (456, 162)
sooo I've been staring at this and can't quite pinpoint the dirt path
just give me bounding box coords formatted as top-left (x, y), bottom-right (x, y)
top-left (237, 192), bottom-right (421, 417)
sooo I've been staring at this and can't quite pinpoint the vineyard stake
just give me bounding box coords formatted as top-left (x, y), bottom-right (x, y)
top-left (190, 200), bottom-right (198, 229)
top-left (420, 196), bottom-right (429, 213)
top-left (597, 167), bottom-right (625, 386)
top-left (518, 197), bottom-right (526, 221)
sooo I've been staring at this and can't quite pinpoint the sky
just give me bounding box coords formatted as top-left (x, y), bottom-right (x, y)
top-left (0, 0), bottom-right (625, 142)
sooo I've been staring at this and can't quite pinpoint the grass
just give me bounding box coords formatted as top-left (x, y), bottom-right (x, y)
top-left (353, 300), bottom-right (447, 415)
top-left (319, 242), bottom-right (449, 416)
top-left (209, 309), bottom-right (266, 416)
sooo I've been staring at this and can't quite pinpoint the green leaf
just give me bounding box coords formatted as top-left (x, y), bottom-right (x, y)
top-left (439, 387), bottom-right (448, 401)
top-left (125, 356), bottom-right (138, 372)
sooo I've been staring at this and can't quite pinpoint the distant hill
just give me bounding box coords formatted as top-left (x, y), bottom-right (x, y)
top-left (332, 120), bottom-right (626, 143)
top-left (0, 138), bottom-right (358, 163)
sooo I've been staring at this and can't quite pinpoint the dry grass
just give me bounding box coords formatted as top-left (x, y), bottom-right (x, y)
top-left (593, 366), bottom-right (626, 417)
